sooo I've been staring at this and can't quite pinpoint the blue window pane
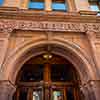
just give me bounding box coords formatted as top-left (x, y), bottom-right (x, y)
top-left (29, 2), bottom-right (44, 9)
top-left (0, 0), bottom-right (3, 6)
top-left (90, 5), bottom-right (99, 11)
top-left (52, 3), bottom-right (66, 11)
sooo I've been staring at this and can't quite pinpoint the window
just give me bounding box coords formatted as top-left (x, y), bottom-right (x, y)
top-left (52, 0), bottom-right (67, 11)
top-left (28, 0), bottom-right (44, 10)
top-left (89, 0), bottom-right (100, 11)
top-left (51, 64), bottom-right (77, 82)
top-left (0, 0), bottom-right (3, 6)
top-left (20, 64), bottom-right (44, 82)
top-left (28, 0), bottom-right (68, 11)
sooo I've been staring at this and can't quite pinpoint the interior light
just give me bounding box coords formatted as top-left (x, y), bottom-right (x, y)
top-left (43, 53), bottom-right (53, 59)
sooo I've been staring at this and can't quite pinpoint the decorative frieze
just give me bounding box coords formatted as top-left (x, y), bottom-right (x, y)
top-left (0, 20), bottom-right (100, 33)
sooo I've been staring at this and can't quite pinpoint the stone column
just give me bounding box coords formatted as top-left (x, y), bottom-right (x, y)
top-left (67, 0), bottom-right (76, 12)
top-left (3, 0), bottom-right (20, 7)
top-left (45, 0), bottom-right (52, 11)
top-left (20, 0), bottom-right (29, 9)
top-left (74, 0), bottom-right (90, 11)
top-left (86, 31), bottom-right (100, 78)
top-left (0, 81), bottom-right (16, 100)
top-left (86, 31), bottom-right (100, 100)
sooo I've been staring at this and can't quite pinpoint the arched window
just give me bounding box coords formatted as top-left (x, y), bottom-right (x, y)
top-left (28, 0), bottom-right (45, 10)
top-left (0, 0), bottom-right (4, 6)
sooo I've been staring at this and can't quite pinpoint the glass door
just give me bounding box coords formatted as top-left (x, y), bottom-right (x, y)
top-left (14, 55), bottom-right (81, 100)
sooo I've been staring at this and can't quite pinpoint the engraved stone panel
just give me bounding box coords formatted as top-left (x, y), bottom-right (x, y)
top-left (0, 20), bottom-right (100, 33)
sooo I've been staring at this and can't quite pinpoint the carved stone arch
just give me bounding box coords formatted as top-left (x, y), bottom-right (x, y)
top-left (1, 38), bottom-right (97, 100)
top-left (2, 38), bottom-right (96, 83)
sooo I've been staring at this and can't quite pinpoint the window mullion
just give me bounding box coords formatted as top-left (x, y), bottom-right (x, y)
top-left (45, 0), bottom-right (52, 11)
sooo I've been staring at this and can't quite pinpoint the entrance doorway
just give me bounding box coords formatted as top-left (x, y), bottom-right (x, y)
top-left (13, 54), bottom-right (81, 100)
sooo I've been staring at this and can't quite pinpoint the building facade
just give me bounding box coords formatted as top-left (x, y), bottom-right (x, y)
top-left (0, 0), bottom-right (100, 100)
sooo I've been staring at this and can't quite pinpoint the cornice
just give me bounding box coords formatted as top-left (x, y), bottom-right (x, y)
top-left (0, 7), bottom-right (99, 23)
top-left (0, 7), bottom-right (100, 34)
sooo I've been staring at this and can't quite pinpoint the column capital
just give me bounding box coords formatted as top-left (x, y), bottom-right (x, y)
top-left (0, 80), bottom-right (16, 100)
top-left (80, 80), bottom-right (100, 100)
top-left (86, 30), bottom-right (96, 41)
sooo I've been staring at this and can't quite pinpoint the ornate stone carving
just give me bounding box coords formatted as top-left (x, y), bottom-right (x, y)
top-left (0, 20), bottom-right (100, 33)
top-left (0, 81), bottom-right (16, 100)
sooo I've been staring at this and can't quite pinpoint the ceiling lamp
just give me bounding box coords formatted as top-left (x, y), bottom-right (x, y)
top-left (43, 53), bottom-right (52, 60)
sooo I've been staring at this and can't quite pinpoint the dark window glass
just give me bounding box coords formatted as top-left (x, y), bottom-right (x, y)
top-left (52, 0), bottom-right (67, 11)
top-left (20, 64), bottom-right (44, 82)
top-left (67, 87), bottom-right (75, 100)
top-left (29, 0), bottom-right (44, 10)
top-left (51, 64), bottom-right (76, 82)
top-left (19, 88), bottom-right (28, 100)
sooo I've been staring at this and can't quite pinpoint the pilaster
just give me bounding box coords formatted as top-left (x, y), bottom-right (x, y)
top-left (0, 32), bottom-right (10, 81)
top-left (3, 0), bottom-right (20, 7)
top-left (20, 0), bottom-right (29, 9)
top-left (86, 31), bottom-right (100, 78)
top-left (67, 0), bottom-right (76, 12)
top-left (45, 0), bottom-right (52, 11)
top-left (74, 0), bottom-right (90, 11)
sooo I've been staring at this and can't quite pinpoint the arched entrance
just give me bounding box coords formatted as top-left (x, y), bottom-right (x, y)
top-left (13, 54), bottom-right (82, 100)
top-left (1, 40), bottom-right (97, 100)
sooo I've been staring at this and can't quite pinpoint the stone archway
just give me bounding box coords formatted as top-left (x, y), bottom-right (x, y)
top-left (0, 40), bottom-right (97, 100)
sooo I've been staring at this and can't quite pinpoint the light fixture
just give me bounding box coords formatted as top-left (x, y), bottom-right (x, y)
top-left (43, 53), bottom-right (52, 60)
top-left (43, 44), bottom-right (52, 60)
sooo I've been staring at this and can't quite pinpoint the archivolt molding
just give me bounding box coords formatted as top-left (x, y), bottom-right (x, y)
top-left (1, 38), bottom-right (97, 85)
top-left (4, 37), bottom-right (92, 68)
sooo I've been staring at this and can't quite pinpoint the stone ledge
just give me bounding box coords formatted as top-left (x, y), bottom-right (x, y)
top-left (0, 6), bottom-right (19, 11)
top-left (79, 10), bottom-right (98, 16)
top-left (0, 7), bottom-right (99, 23)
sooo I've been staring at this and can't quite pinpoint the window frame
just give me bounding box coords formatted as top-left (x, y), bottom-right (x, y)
top-left (89, 0), bottom-right (100, 11)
